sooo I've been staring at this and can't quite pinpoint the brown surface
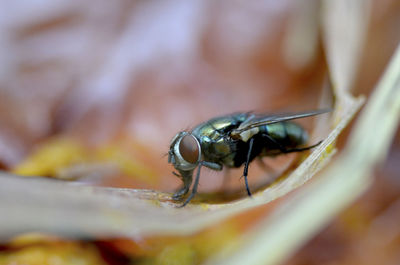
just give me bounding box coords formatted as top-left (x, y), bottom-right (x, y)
top-left (0, 0), bottom-right (399, 264)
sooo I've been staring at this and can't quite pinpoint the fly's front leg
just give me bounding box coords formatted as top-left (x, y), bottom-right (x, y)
top-left (172, 170), bottom-right (193, 201)
top-left (180, 162), bottom-right (203, 207)
top-left (178, 161), bottom-right (222, 207)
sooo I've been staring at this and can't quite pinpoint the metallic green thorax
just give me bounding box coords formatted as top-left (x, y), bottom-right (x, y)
top-left (191, 113), bottom-right (308, 168)
top-left (191, 113), bottom-right (247, 167)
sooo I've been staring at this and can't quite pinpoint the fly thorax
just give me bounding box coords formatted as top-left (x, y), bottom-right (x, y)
top-left (200, 135), bottom-right (230, 159)
top-left (213, 138), bottom-right (231, 155)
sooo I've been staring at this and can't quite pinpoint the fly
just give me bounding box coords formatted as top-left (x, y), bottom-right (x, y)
top-left (168, 109), bottom-right (331, 207)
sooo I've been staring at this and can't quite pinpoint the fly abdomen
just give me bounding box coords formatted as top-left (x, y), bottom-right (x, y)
top-left (261, 122), bottom-right (308, 148)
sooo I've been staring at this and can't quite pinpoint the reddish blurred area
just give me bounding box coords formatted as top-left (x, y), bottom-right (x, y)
top-left (286, 134), bottom-right (400, 265)
top-left (0, 0), bottom-right (326, 192)
top-left (0, 0), bottom-right (399, 264)
top-left (285, 0), bottom-right (400, 264)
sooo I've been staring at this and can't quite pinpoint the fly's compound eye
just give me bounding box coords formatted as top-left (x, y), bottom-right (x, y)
top-left (179, 134), bottom-right (200, 164)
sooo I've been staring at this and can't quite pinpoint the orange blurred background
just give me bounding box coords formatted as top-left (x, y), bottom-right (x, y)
top-left (0, 0), bottom-right (399, 264)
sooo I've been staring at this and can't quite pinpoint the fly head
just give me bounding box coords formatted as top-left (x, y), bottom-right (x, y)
top-left (168, 131), bottom-right (201, 175)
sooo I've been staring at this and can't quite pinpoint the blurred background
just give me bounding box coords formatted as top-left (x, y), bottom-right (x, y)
top-left (0, 0), bottom-right (399, 264)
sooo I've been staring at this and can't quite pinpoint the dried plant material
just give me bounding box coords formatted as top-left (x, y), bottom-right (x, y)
top-left (322, 0), bottom-right (371, 94)
top-left (11, 137), bottom-right (158, 184)
top-left (0, 0), bottom-right (366, 237)
top-left (0, 91), bottom-right (362, 239)
top-left (207, 30), bottom-right (400, 265)
top-left (12, 138), bottom-right (88, 178)
top-left (2, 1), bottom-right (397, 265)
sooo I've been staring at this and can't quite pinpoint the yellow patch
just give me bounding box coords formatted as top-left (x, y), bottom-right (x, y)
top-left (12, 138), bottom-right (87, 177)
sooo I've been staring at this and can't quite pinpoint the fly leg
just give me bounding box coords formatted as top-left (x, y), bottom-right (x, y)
top-left (172, 185), bottom-right (190, 201)
top-left (242, 137), bottom-right (255, 197)
top-left (179, 162), bottom-right (203, 207)
top-left (263, 134), bottom-right (322, 153)
top-left (178, 161), bottom-right (222, 207)
top-left (172, 171), bottom-right (193, 201)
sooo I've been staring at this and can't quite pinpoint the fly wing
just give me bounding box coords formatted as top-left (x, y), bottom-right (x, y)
top-left (230, 109), bottom-right (331, 140)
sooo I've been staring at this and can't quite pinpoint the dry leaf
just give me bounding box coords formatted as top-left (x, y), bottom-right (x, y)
top-left (1, 1), bottom-right (399, 265)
